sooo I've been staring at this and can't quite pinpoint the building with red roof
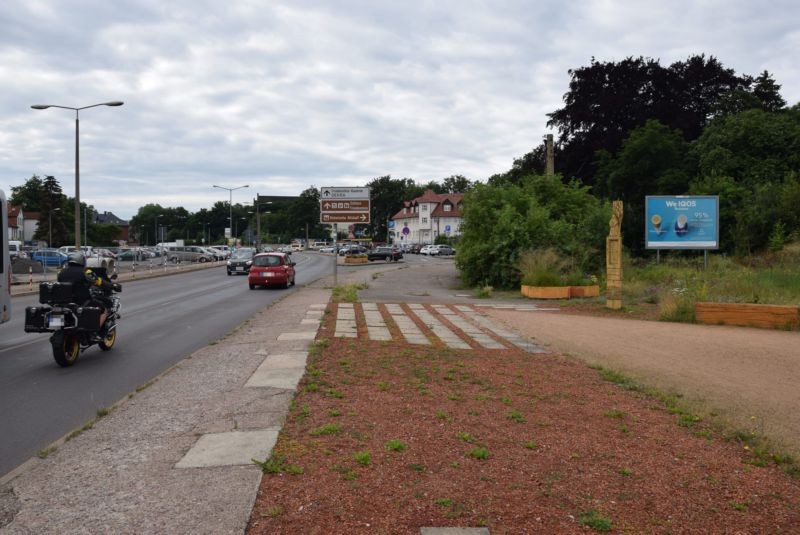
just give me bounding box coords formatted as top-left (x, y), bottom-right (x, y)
top-left (390, 189), bottom-right (464, 245)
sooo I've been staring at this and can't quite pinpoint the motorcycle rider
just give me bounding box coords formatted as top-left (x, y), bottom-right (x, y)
top-left (57, 252), bottom-right (117, 334)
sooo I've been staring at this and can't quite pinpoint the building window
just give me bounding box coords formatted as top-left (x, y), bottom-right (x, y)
top-left (422, 217), bottom-right (428, 224)
top-left (443, 203), bottom-right (451, 212)
top-left (422, 204), bottom-right (428, 211)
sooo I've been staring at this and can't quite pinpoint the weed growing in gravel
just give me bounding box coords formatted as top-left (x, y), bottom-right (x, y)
top-left (385, 439), bottom-right (407, 452)
top-left (468, 447), bottom-right (489, 460)
top-left (507, 410), bottom-right (526, 423)
top-left (457, 432), bottom-right (476, 444)
top-left (603, 409), bottom-right (626, 419)
top-left (436, 411), bottom-right (451, 422)
top-left (260, 505), bottom-right (283, 518)
top-left (377, 381), bottom-right (390, 391)
top-left (353, 451), bottom-right (371, 466)
top-left (328, 409), bottom-right (342, 417)
top-left (434, 498), bottom-right (453, 507)
top-left (619, 468), bottom-right (633, 477)
top-left (408, 463), bottom-right (426, 472)
top-left (310, 423), bottom-right (342, 436)
top-left (524, 441), bottom-right (539, 450)
top-left (37, 445), bottom-right (58, 459)
top-left (253, 453), bottom-right (304, 475)
top-left (578, 509), bottom-right (613, 532)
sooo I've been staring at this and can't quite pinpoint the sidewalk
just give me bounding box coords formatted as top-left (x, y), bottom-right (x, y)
top-left (1, 277), bottom-right (331, 533)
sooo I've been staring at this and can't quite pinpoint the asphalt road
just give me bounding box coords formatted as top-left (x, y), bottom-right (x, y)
top-left (0, 252), bottom-right (330, 478)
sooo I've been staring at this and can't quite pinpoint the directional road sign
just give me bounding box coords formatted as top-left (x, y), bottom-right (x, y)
top-left (320, 199), bottom-right (370, 212)
top-left (320, 186), bottom-right (371, 224)
top-left (320, 187), bottom-right (370, 200)
top-left (321, 213), bottom-right (370, 223)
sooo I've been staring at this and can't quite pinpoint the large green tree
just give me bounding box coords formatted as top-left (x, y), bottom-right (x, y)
top-left (547, 55), bottom-right (750, 185)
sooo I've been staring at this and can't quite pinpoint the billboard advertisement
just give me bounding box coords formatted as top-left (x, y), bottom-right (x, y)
top-left (645, 196), bottom-right (719, 250)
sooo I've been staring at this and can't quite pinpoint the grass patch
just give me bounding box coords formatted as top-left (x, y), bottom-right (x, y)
top-left (310, 423), bottom-right (342, 436)
top-left (353, 451), bottom-right (371, 466)
top-left (37, 445), bottom-right (58, 459)
top-left (468, 447), bottom-right (489, 460)
top-left (385, 439), bottom-right (407, 452)
top-left (577, 509), bottom-right (613, 532)
top-left (507, 410), bottom-right (526, 423)
top-left (253, 453), bottom-right (304, 475)
top-left (332, 283), bottom-right (368, 303)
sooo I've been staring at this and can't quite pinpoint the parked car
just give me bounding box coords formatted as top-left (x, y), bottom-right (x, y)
top-left (419, 245), bottom-right (436, 255)
top-left (367, 246), bottom-right (403, 262)
top-left (248, 252), bottom-right (296, 289)
top-left (430, 245), bottom-right (455, 256)
top-left (31, 249), bottom-right (68, 267)
top-left (338, 245), bottom-right (368, 256)
top-left (318, 246), bottom-right (336, 254)
top-left (165, 245), bottom-right (215, 263)
top-left (58, 246), bottom-right (115, 270)
top-left (209, 245), bottom-right (232, 259)
top-left (199, 246), bottom-right (226, 261)
top-left (117, 248), bottom-right (150, 261)
top-left (227, 248), bottom-right (255, 275)
top-left (409, 244), bottom-right (424, 254)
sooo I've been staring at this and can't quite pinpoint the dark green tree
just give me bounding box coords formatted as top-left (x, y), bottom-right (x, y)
top-left (9, 175), bottom-right (45, 210)
top-left (33, 175), bottom-right (68, 246)
top-left (441, 175), bottom-right (475, 193)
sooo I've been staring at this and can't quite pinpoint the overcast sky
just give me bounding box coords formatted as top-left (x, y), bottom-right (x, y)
top-left (1, 0), bottom-right (798, 220)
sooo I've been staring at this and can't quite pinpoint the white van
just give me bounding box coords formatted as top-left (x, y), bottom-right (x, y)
top-left (8, 240), bottom-right (23, 259)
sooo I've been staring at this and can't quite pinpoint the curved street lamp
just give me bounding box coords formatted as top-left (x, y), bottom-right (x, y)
top-left (31, 101), bottom-right (124, 249)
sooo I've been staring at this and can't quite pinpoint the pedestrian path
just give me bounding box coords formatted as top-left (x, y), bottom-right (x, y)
top-left (332, 302), bottom-right (546, 353)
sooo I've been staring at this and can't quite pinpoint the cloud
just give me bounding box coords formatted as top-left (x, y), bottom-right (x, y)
top-left (1, 0), bottom-right (798, 219)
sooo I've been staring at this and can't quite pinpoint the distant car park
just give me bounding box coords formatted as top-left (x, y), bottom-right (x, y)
top-left (367, 246), bottom-right (403, 262)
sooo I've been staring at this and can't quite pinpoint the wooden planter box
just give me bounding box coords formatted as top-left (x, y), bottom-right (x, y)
top-left (569, 285), bottom-right (600, 298)
top-left (521, 285), bottom-right (601, 299)
top-left (344, 257), bottom-right (368, 265)
top-left (695, 302), bottom-right (800, 330)
top-left (521, 285), bottom-right (571, 299)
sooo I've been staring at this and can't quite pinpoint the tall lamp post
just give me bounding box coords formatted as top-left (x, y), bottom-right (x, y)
top-left (48, 207), bottom-right (62, 248)
top-left (31, 101), bottom-right (124, 249)
top-left (154, 214), bottom-right (163, 247)
top-left (254, 199), bottom-right (273, 251)
top-left (212, 184), bottom-right (249, 245)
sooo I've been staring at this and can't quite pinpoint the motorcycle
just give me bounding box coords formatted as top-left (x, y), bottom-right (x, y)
top-left (24, 269), bottom-right (122, 367)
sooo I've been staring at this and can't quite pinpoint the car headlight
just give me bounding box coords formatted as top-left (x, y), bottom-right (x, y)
top-left (246, 260), bottom-right (252, 265)
top-left (226, 260), bottom-right (231, 266)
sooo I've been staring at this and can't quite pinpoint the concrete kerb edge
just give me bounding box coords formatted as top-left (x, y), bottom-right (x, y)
top-left (0, 285), bottom-right (305, 487)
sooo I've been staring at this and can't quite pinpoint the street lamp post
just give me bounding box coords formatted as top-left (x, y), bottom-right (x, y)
top-left (154, 214), bottom-right (163, 247)
top-left (31, 101), bottom-right (124, 249)
top-left (212, 184), bottom-right (249, 245)
top-left (254, 199), bottom-right (273, 251)
top-left (48, 207), bottom-right (62, 248)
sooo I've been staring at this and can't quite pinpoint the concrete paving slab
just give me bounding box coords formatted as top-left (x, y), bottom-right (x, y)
top-left (245, 366), bottom-right (307, 389)
top-left (301, 318), bottom-right (321, 325)
top-left (309, 304), bottom-right (327, 309)
top-left (277, 331), bottom-right (317, 341)
top-left (256, 351), bottom-right (308, 369)
top-left (175, 429), bottom-right (279, 468)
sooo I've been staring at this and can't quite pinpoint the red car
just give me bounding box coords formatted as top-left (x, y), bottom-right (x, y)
top-left (248, 252), bottom-right (296, 289)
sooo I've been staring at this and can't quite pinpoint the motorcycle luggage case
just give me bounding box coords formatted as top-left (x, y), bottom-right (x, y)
top-left (76, 306), bottom-right (102, 330)
top-left (24, 306), bottom-right (52, 332)
top-left (39, 282), bottom-right (74, 304)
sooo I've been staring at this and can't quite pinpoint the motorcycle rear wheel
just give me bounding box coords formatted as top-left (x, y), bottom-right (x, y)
top-left (52, 332), bottom-right (80, 367)
top-left (99, 328), bottom-right (116, 351)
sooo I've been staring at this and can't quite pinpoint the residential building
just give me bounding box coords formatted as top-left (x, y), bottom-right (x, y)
top-left (390, 189), bottom-right (464, 245)
top-left (23, 211), bottom-right (40, 242)
top-left (7, 205), bottom-right (24, 241)
top-left (95, 211), bottom-right (130, 242)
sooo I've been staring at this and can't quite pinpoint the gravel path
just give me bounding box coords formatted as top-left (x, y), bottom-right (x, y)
top-left (486, 308), bottom-right (800, 457)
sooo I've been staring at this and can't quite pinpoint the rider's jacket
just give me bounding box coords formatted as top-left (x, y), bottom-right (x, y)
top-left (57, 266), bottom-right (112, 305)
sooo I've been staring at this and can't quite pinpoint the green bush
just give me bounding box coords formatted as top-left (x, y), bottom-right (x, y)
top-left (457, 174), bottom-right (610, 289)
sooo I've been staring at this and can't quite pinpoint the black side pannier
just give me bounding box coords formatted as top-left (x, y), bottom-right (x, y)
top-left (24, 306), bottom-right (52, 333)
top-left (39, 282), bottom-right (74, 304)
top-left (76, 306), bottom-right (102, 330)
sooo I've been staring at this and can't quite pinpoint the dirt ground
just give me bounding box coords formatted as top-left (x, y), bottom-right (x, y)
top-left (486, 308), bottom-right (800, 458)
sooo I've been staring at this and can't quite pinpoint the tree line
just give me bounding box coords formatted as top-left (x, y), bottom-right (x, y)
top-left (460, 54), bottom-right (799, 288)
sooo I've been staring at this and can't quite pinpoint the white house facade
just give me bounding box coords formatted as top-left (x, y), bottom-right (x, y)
top-left (389, 189), bottom-right (464, 245)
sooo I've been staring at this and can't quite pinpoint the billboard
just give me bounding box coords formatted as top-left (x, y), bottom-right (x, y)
top-left (645, 196), bottom-right (719, 250)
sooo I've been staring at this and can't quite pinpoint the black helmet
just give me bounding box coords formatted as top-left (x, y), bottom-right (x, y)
top-left (67, 252), bottom-right (86, 267)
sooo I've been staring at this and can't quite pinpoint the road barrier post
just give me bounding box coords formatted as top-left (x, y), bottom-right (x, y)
top-left (29, 266), bottom-right (33, 290)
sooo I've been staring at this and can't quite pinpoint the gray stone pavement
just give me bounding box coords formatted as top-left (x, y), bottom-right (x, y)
top-left (1, 279), bottom-right (330, 534)
top-left (0, 259), bottom-right (541, 534)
